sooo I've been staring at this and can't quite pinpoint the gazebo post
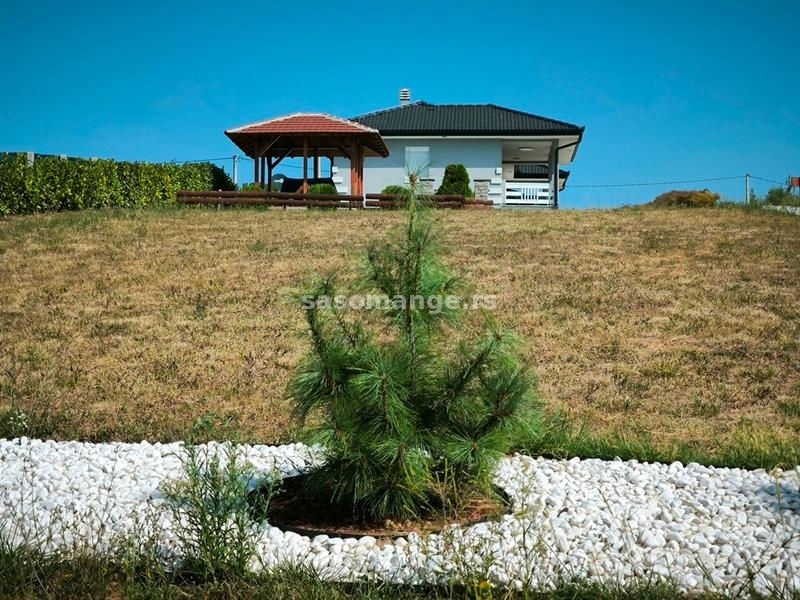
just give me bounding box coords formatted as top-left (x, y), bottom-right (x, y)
top-left (313, 149), bottom-right (319, 179)
top-left (267, 156), bottom-right (273, 191)
top-left (253, 142), bottom-right (260, 184)
top-left (302, 137), bottom-right (309, 193)
top-left (260, 157), bottom-right (266, 187)
top-left (349, 138), bottom-right (364, 197)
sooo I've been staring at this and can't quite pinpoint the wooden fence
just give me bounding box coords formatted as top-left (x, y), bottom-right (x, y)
top-left (176, 190), bottom-right (492, 210)
top-left (176, 190), bottom-right (364, 209)
top-left (364, 193), bottom-right (492, 210)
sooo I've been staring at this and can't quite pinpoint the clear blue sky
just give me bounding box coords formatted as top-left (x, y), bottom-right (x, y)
top-left (2, 0), bottom-right (798, 208)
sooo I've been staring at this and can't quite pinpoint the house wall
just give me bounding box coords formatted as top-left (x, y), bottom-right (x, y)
top-left (334, 138), bottom-right (502, 195)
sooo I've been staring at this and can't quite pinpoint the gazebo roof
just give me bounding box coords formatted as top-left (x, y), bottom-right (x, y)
top-left (225, 113), bottom-right (390, 159)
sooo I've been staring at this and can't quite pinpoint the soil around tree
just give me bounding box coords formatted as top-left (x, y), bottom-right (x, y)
top-left (248, 473), bottom-right (510, 541)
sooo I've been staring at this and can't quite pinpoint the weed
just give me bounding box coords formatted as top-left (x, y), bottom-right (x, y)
top-left (161, 419), bottom-right (266, 583)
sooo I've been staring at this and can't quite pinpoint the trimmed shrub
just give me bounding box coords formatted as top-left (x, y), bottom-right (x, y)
top-left (650, 189), bottom-right (720, 208)
top-left (436, 164), bottom-right (474, 197)
top-left (0, 154), bottom-right (218, 216)
top-left (307, 183), bottom-right (339, 195)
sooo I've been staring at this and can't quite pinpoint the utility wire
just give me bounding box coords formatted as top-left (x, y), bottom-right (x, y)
top-left (181, 157), bottom-right (233, 164)
top-left (750, 175), bottom-right (787, 186)
top-left (569, 175), bottom-right (743, 188)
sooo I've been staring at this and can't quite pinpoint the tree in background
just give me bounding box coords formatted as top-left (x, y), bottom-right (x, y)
top-left (764, 186), bottom-right (800, 207)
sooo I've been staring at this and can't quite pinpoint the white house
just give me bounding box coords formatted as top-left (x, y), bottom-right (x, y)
top-left (335, 90), bottom-right (585, 208)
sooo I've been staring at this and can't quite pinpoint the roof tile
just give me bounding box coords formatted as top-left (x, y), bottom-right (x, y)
top-left (351, 102), bottom-right (584, 136)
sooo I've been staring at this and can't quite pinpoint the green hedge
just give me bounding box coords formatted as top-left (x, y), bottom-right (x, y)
top-left (0, 154), bottom-right (231, 216)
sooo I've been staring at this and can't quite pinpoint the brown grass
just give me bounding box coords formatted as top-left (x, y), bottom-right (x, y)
top-left (0, 206), bottom-right (798, 455)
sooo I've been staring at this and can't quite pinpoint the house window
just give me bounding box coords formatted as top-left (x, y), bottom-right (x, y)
top-left (404, 146), bottom-right (430, 178)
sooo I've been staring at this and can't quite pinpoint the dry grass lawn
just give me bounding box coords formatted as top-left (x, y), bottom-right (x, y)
top-left (1, 206), bottom-right (798, 459)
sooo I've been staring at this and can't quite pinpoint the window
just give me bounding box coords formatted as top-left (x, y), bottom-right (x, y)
top-left (404, 146), bottom-right (430, 178)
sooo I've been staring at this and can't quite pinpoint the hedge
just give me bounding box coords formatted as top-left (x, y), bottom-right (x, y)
top-left (0, 153), bottom-right (232, 216)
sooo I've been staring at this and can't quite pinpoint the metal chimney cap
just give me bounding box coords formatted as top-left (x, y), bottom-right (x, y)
top-left (399, 88), bottom-right (411, 105)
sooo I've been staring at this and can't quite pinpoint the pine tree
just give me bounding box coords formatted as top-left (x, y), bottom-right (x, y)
top-left (287, 174), bottom-right (540, 521)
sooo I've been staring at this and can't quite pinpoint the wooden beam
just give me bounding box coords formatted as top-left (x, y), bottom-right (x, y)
top-left (350, 137), bottom-right (364, 197)
top-left (313, 148), bottom-right (319, 178)
top-left (269, 148), bottom-right (292, 169)
top-left (253, 142), bottom-right (260, 184)
top-left (335, 144), bottom-right (351, 160)
top-left (255, 135), bottom-right (282, 157)
top-left (260, 157), bottom-right (266, 187)
top-left (302, 137), bottom-right (309, 193)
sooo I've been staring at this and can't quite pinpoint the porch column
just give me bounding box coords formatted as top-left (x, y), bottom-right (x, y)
top-left (549, 141), bottom-right (559, 210)
top-left (313, 149), bottom-right (319, 179)
top-left (267, 155), bottom-right (273, 191)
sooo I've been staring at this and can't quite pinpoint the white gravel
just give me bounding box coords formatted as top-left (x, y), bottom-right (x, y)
top-left (1, 437), bottom-right (798, 595)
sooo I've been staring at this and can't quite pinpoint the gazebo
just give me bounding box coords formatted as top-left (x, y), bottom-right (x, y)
top-left (224, 113), bottom-right (390, 196)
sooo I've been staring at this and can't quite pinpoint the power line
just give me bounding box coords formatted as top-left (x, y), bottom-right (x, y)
top-left (181, 157), bottom-right (233, 164)
top-left (569, 175), bottom-right (743, 189)
top-left (750, 175), bottom-right (787, 186)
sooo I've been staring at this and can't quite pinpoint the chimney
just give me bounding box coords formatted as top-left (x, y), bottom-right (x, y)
top-left (399, 88), bottom-right (411, 106)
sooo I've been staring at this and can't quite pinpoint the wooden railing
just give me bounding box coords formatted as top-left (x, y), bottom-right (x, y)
top-left (176, 190), bottom-right (363, 209)
top-left (364, 194), bottom-right (492, 210)
top-left (176, 190), bottom-right (493, 210)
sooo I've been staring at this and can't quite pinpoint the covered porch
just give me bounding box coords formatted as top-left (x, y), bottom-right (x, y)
top-left (224, 113), bottom-right (389, 196)
top-left (490, 134), bottom-right (582, 208)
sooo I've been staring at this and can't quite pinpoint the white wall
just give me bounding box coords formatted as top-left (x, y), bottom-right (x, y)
top-left (335, 138), bottom-right (502, 195)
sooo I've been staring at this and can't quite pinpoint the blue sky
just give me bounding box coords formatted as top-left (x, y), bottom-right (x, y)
top-left (2, 0), bottom-right (797, 208)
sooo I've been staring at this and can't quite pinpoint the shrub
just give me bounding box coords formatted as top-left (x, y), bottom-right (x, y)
top-left (764, 186), bottom-right (800, 207)
top-left (649, 189), bottom-right (719, 208)
top-left (239, 183), bottom-right (266, 192)
top-left (0, 153), bottom-right (217, 216)
top-left (287, 176), bottom-right (541, 522)
top-left (436, 164), bottom-right (474, 198)
top-left (381, 184), bottom-right (410, 197)
top-left (210, 165), bottom-right (236, 191)
top-left (307, 183), bottom-right (338, 195)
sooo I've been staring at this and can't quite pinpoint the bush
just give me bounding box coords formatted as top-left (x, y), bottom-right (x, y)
top-left (287, 178), bottom-right (541, 522)
top-left (436, 164), bottom-right (474, 198)
top-left (0, 153), bottom-right (218, 216)
top-left (764, 186), bottom-right (800, 207)
top-left (381, 184), bottom-right (410, 197)
top-left (210, 165), bottom-right (236, 191)
top-left (649, 189), bottom-right (719, 208)
top-left (239, 182), bottom-right (265, 192)
top-left (307, 183), bottom-right (338, 195)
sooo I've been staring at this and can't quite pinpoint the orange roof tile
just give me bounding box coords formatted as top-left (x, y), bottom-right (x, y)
top-left (226, 113), bottom-right (380, 135)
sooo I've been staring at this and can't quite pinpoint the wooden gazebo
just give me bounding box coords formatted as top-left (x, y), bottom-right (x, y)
top-left (224, 113), bottom-right (390, 196)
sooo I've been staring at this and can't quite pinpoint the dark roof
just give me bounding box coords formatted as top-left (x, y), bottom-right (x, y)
top-left (351, 102), bottom-right (584, 137)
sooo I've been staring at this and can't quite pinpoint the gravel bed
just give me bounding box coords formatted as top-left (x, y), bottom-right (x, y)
top-left (0, 437), bottom-right (798, 595)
